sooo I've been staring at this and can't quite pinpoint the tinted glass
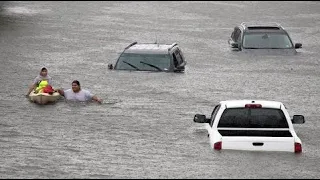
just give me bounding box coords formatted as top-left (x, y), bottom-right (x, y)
top-left (115, 53), bottom-right (171, 71)
top-left (243, 32), bottom-right (293, 49)
top-left (210, 105), bottom-right (220, 127)
top-left (175, 51), bottom-right (183, 64)
top-left (234, 28), bottom-right (241, 42)
top-left (218, 108), bottom-right (288, 128)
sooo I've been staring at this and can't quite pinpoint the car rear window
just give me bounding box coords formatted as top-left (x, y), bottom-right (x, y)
top-left (218, 108), bottom-right (288, 128)
top-left (242, 32), bottom-right (293, 49)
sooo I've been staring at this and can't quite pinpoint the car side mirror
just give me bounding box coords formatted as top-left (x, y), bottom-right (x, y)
top-left (295, 43), bottom-right (302, 49)
top-left (231, 42), bottom-right (238, 48)
top-left (108, 63), bottom-right (113, 70)
top-left (228, 38), bottom-right (239, 48)
top-left (292, 115), bottom-right (305, 124)
top-left (193, 114), bottom-right (210, 123)
top-left (174, 61), bottom-right (186, 72)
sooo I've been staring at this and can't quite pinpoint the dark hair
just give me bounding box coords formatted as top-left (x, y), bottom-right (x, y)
top-left (72, 80), bottom-right (80, 86)
top-left (41, 67), bottom-right (47, 71)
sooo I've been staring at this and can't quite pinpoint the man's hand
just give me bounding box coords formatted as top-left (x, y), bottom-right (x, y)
top-left (92, 95), bottom-right (103, 104)
top-left (96, 98), bottom-right (103, 104)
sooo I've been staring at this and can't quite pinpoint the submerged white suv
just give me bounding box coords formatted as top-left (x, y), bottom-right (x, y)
top-left (108, 42), bottom-right (187, 72)
top-left (194, 100), bottom-right (305, 153)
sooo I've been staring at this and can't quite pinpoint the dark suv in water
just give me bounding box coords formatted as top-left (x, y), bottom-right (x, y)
top-left (108, 42), bottom-right (186, 72)
top-left (228, 22), bottom-right (302, 54)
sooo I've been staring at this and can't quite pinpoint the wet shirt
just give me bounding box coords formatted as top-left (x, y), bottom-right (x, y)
top-left (33, 75), bottom-right (52, 85)
top-left (63, 89), bottom-right (94, 102)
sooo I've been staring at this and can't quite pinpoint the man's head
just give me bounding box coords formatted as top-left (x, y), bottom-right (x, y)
top-left (71, 80), bottom-right (81, 93)
top-left (40, 67), bottom-right (48, 77)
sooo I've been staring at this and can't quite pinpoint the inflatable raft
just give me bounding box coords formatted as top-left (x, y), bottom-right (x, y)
top-left (29, 91), bottom-right (61, 105)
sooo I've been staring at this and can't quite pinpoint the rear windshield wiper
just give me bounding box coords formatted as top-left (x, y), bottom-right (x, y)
top-left (123, 61), bottom-right (140, 70)
top-left (140, 61), bottom-right (162, 71)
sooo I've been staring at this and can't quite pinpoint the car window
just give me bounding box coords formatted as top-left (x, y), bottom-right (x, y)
top-left (173, 49), bottom-right (184, 67)
top-left (172, 53), bottom-right (179, 67)
top-left (231, 31), bottom-right (235, 40)
top-left (210, 105), bottom-right (221, 127)
top-left (218, 108), bottom-right (288, 128)
top-left (233, 27), bottom-right (241, 42)
top-left (231, 27), bottom-right (237, 41)
top-left (176, 48), bottom-right (185, 62)
top-left (242, 32), bottom-right (293, 49)
top-left (115, 53), bottom-right (171, 71)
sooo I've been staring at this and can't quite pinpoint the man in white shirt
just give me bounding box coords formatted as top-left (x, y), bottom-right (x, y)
top-left (57, 80), bottom-right (102, 103)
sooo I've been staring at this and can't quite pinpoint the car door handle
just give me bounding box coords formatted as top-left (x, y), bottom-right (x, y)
top-left (252, 142), bottom-right (264, 146)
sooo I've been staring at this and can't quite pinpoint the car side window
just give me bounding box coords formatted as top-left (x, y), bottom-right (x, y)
top-left (173, 49), bottom-right (184, 67)
top-left (233, 27), bottom-right (241, 43)
top-left (172, 53), bottom-right (179, 67)
top-left (210, 105), bottom-right (221, 127)
top-left (231, 28), bottom-right (236, 41)
top-left (177, 49), bottom-right (185, 62)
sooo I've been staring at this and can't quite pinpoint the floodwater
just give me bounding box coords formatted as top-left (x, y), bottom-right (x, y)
top-left (1, 1), bottom-right (320, 179)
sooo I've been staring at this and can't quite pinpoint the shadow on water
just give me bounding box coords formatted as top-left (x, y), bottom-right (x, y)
top-left (0, 2), bottom-right (16, 29)
top-left (0, 1), bottom-right (7, 13)
top-left (0, 2), bottom-right (5, 16)
top-left (0, 1), bottom-right (33, 31)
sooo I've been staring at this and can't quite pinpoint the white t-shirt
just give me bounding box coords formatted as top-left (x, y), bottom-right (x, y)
top-left (63, 89), bottom-right (94, 102)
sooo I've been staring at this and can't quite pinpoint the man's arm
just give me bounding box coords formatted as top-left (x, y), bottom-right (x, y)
top-left (85, 90), bottom-right (102, 103)
top-left (92, 95), bottom-right (103, 103)
top-left (56, 89), bottom-right (65, 96)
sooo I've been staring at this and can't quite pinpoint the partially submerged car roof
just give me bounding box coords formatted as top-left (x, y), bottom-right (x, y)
top-left (219, 100), bottom-right (283, 109)
top-left (240, 22), bottom-right (282, 28)
top-left (240, 22), bottom-right (286, 32)
top-left (124, 42), bottom-right (178, 54)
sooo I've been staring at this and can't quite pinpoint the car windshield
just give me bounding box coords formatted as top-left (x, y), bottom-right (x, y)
top-left (218, 108), bottom-right (289, 128)
top-left (242, 32), bottom-right (293, 49)
top-left (115, 53), bottom-right (171, 71)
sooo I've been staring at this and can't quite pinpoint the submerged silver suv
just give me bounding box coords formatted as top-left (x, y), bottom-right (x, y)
top-left (108, 42), bottom-right (187, 72)
top-left (228, 22), bottom-right (302, 54)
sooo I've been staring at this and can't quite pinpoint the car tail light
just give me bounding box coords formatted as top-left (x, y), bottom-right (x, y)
top-left (245, 104), bottom-right (262, 108)
top-left (294, 142), bottom-right (302, 153)
top-left (213, 141), bottom-right (222, 150)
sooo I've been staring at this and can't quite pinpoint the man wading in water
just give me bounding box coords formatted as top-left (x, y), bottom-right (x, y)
top-left (56, 80), bottom-right (103, 103)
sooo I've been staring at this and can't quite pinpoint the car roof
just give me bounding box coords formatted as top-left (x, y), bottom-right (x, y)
top-left (240, 22), bottom-right (286, 33)
top-left (219, 100), bottom-right (283, 109)
top-left (124, 43), bottom-right (178, 54)
top-left (241, 22), bottom-right (281, 27)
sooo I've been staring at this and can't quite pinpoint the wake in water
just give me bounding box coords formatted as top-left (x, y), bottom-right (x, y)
top-left (62, 98), bottom-right (122, 106)
top-left (1, 2), bottom-right (51, 16)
